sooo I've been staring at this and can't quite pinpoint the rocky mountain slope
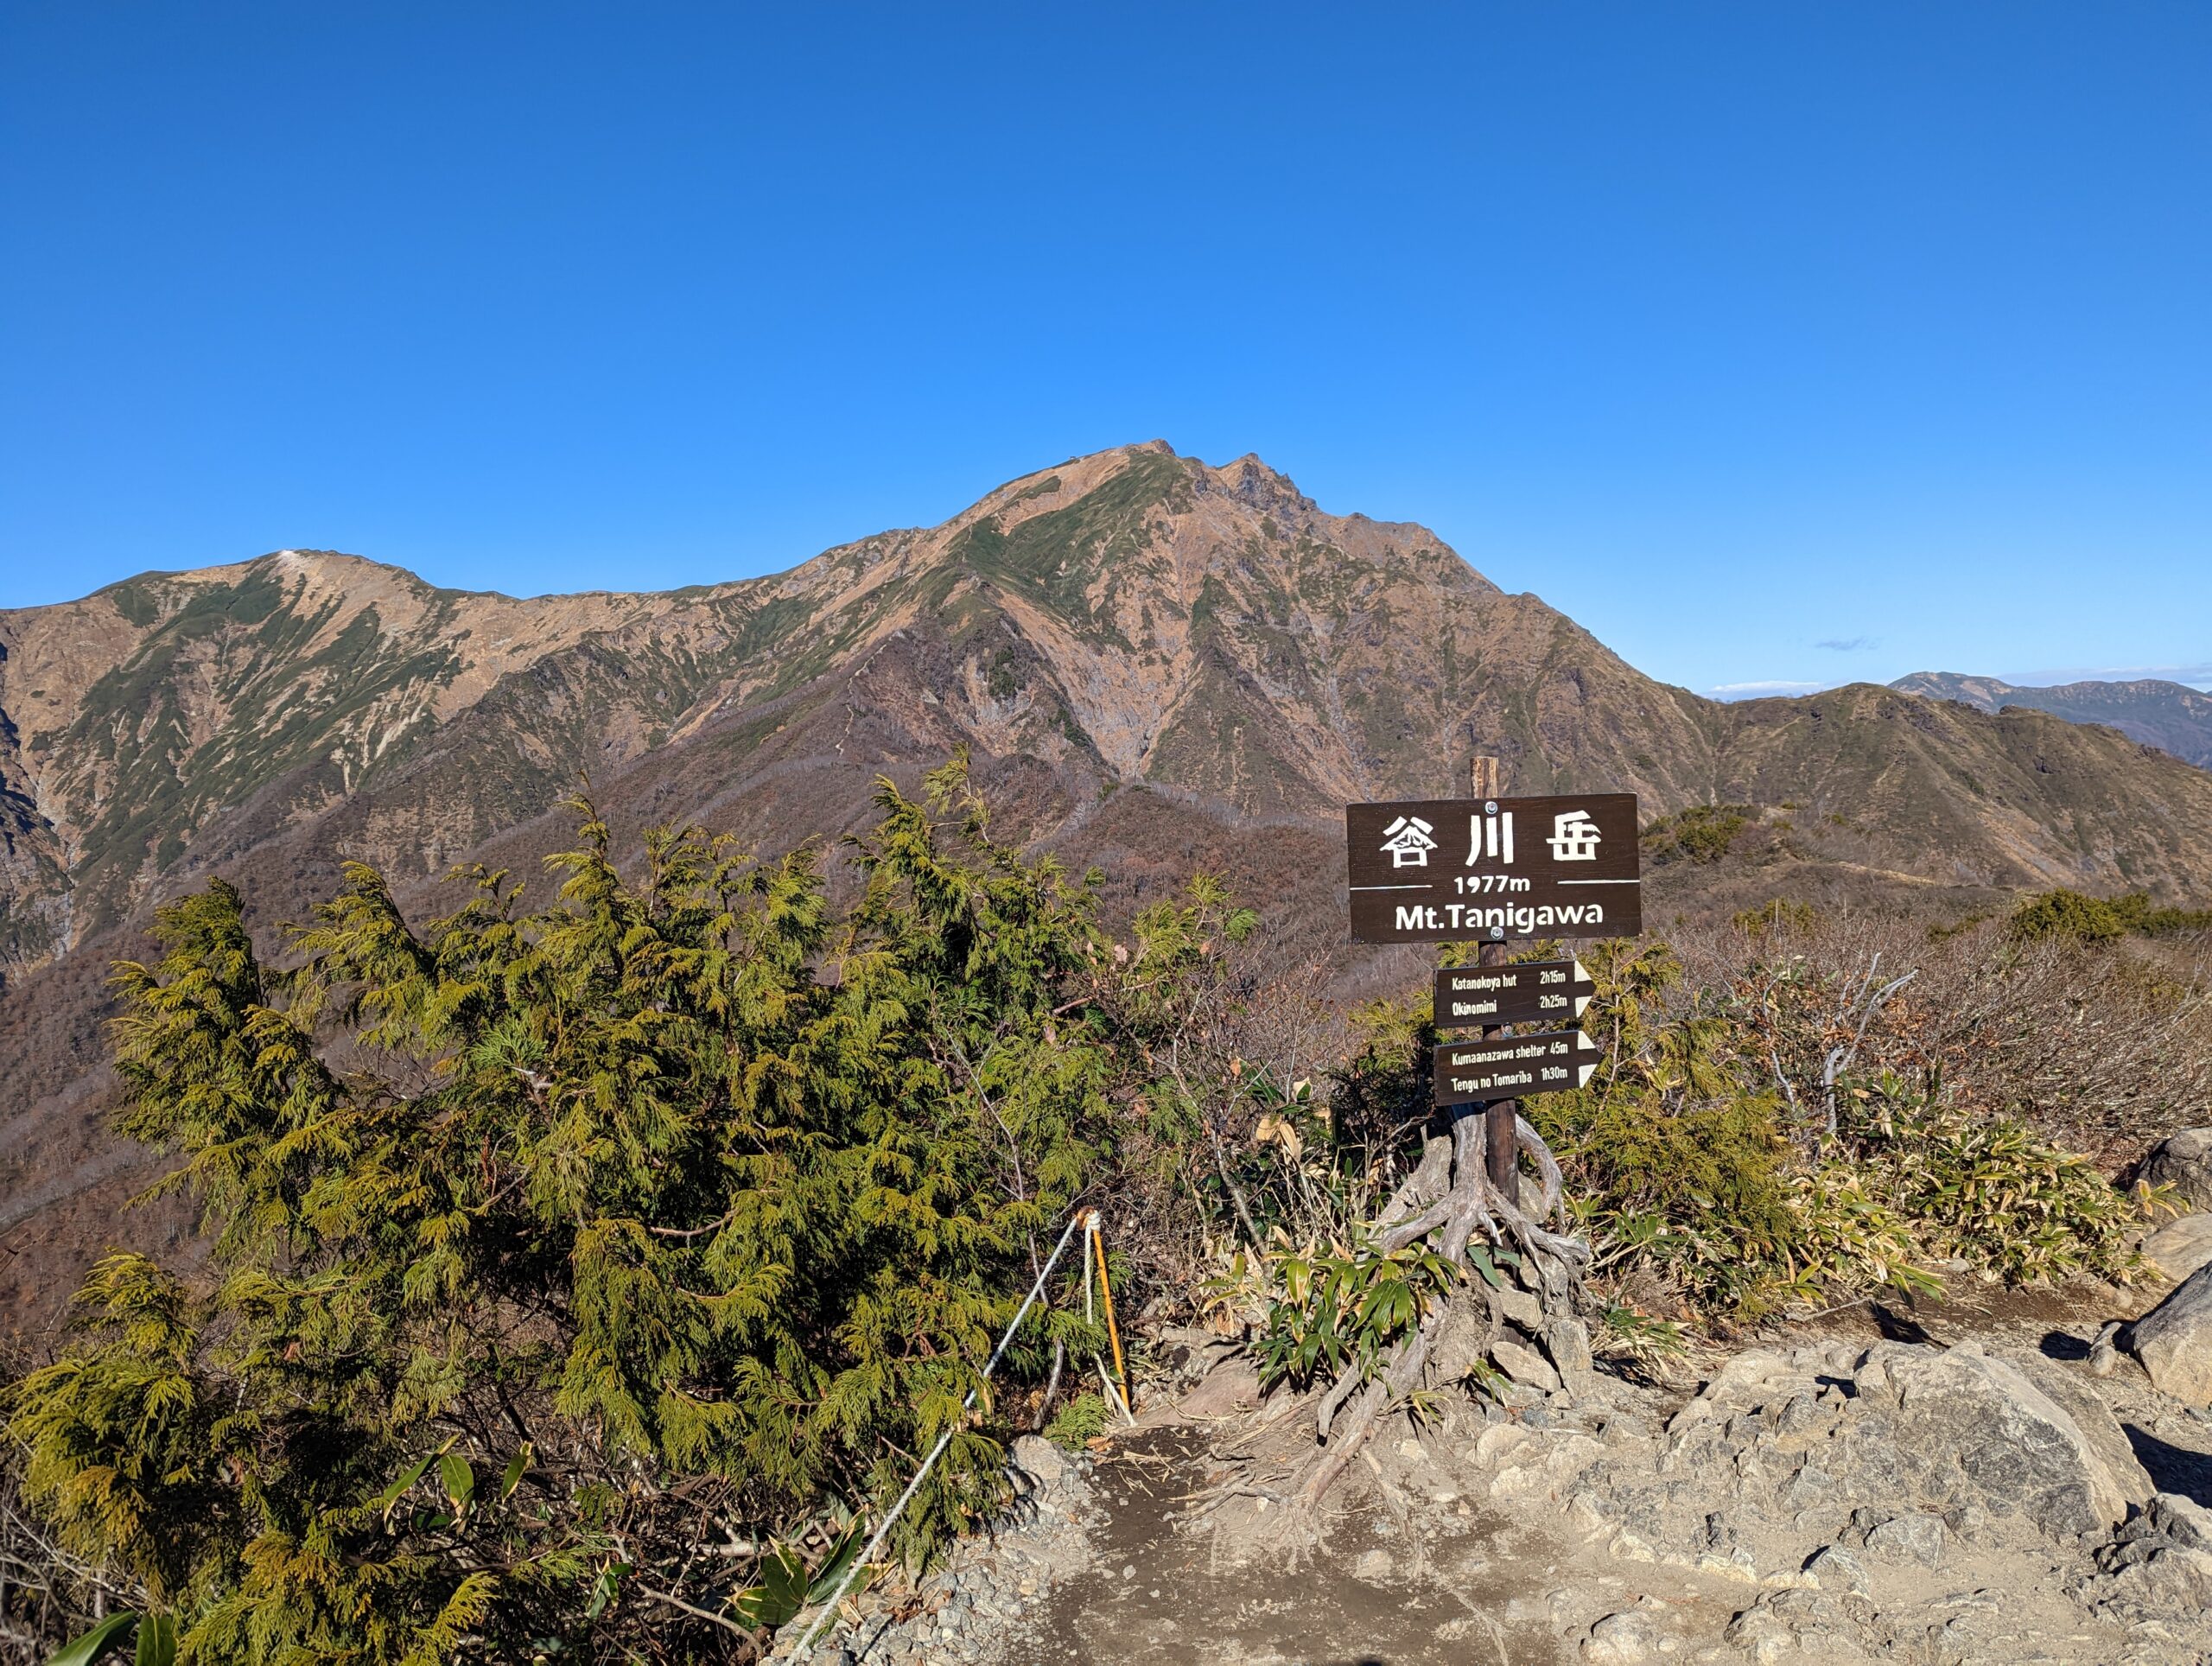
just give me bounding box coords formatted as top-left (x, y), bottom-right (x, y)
top-left (1894, 671), bottom-right (2212, 771)
top-left (7, 441), bottom-right (2212, 1328)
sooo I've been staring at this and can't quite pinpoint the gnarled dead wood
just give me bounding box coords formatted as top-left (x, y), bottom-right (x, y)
top-left (1291, 1101), bottom-right (1590, 1509)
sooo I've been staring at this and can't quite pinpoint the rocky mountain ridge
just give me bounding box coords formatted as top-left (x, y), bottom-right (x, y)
top-left (1891, 671), bottom-right (2212, 771)
top-left (9, 443), bottom-right (2212, 986)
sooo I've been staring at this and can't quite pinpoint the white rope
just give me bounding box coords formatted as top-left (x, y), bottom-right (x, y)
top-left (791, 1209), bottom-right (1091, 1658)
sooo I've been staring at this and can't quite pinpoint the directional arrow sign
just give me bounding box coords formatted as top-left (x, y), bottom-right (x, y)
top-left (1432, 1028), bottom-right (1603, 1107)
top-left (1433, 958), bottom-right (1596, 1031)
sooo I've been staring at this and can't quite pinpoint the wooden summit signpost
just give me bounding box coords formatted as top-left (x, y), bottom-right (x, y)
top-left (1344, 762), bottom-right (1641, 1187)
top-left (1345, 792), bottom-right (1641, 943)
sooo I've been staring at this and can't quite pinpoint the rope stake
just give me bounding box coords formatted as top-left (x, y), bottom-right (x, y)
top-left (1090, 1212), bottom-right (1133, 1422)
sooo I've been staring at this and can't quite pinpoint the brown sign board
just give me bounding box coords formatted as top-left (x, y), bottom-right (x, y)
top-left (1433, 958), bottom-right (1596, 1031)
top-left (1346, 794), bottom-right (1640, 944)
top-left (1433, 1028), bottom-right (1603, 1107)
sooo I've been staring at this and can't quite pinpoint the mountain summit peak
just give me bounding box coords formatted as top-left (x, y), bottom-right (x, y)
top-left (6, 445), bottom-right (2212, 998)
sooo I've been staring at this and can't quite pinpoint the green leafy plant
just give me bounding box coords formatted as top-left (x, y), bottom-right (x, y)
top-left (1594, 1303), bottom-right (1688, 1366)
top-left (1254, 1233), bottom-right (1495, 1392)
top-left (1042, 1390), bottom-right (1107, 1450)
top-left (1843, 1083), bottom-right (2164, 1284)
top-left (44, 1611), bottom-right (172, 1666)
top-left (728, 1521), bottom-right (869, 1630)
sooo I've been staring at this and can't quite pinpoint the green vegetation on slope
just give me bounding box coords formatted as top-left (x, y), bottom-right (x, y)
top-left (6, 760), bottom-right (1128, 1661)
top-left (947, 450), bottom-right (1192, 645)
top-left (2009, 887), bottom-right (2212, 943)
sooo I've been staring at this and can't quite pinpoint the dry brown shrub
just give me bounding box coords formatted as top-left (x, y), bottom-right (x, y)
top-left (1670, 909), bottom-right (2212, 1170)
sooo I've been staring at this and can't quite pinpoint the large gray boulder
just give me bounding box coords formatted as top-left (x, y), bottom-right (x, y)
top-left (2142, 1212), bottom-right (2212, 1284)
top-left (2126, 1263), bottom-right (2212, 1405)
top-left (1876, 1343), bottom-right (2149, 1536)
top-left (1628, 1340), bottom-right (2151, 1545)
top-left (2140, 1129), bottom-right (2212, 1211)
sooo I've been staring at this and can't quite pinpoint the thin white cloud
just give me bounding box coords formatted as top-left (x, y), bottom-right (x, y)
top-left (1815, 636), bottom-right (1878, 652)
top-left (1708, 678), bottom-right (1833, 699)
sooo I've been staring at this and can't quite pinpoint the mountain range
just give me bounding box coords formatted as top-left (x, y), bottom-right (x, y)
top-left (1890, 671), bottom-right (2212, 772)
top-left (6, 440), bottom-right (2212, 1329)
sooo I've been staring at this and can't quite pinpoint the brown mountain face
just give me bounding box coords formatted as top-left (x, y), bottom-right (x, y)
top-left (5, 441), bottom-right (2212, 1328)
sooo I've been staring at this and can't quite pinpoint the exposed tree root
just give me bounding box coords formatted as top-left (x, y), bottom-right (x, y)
top-left (1293, 1106), bottom-right (1591, 1510)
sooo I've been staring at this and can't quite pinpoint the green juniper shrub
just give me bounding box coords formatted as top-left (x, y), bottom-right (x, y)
top-left (1732, 898), bottom-right (1818, 939)
top-left (2010, 887), bottom-right (2212, 944)
top-left (6, 759), bottom-right (1121, 1664)
top-left (1640, 804), bottom-right (1754, 867)
top-left (1040, 1391), bottom-right (1106, 1451)
top-left (2009, 887), bottom-right (2134, 944)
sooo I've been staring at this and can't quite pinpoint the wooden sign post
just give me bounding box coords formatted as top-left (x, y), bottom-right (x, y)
top-left (1471, 757), bottom-right (1516, 1193)
top-left (1341, 759), bottom-right (1639, 1199)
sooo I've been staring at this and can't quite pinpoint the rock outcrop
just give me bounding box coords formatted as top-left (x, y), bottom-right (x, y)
top-left (2126, 1264), bottom-right (2212, 1405)
top-left (1579, 1340), bottom-right (2151, 1551)
top-left (2142, 1211), bottom-right (2212, 1282)
top-left (2141, 1129), bottom-right (2212, 1212)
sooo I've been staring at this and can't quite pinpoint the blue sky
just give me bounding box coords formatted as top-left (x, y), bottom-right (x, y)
top-left (3, 3), bottom-right (2207, 696)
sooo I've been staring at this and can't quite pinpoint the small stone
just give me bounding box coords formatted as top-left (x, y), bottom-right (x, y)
top-left (1583, 1609), bottom-right (1659, 1663)
top-left (1567, 1490), bottom-right (1616, 1534)
top-left (1801, 1545), bottom-right (1870, 1595)
top-left (1474, 1422), bottom-right (1533, 1465)
top-left (2088, 1319), bottom-right (2121, 1377)
top-left (1694, 1550), bottom-right (1759, 1584)
top-left (2127, 1265), bottom-right (2212, 1405)
top-left (1352, 1548), bottom-right (1395, 1583)
top-left (2140, 1129), bottom-right (2212, 1211)
top-left (1493, 1336), bottom-right (1564, 1393)
top-left (2155, 1491), bottom-right (2212, 1553)
top-left (1774, 1391), bottom-right (1827, 1436)
top-left (2145, 1213), bottom-right (2212, 1283)
top-left (1498, 1284), bottom-right (1544, 1330)
top-left (1864, 1511), bottom-right (1947, 1567)
top-left (1544, 1313), bottom-right (1599, 1394)
top-left (1942, 1500), bottom-right (1995, 1542)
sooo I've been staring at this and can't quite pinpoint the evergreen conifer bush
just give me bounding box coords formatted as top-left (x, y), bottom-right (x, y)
top-left (5, 760), bottom-right (1125, 1663)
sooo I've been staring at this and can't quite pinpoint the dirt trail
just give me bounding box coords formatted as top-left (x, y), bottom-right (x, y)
top-left (1003, 1428), bottom-right (1567, 1666)
top-left (829, 1277), bottom-right (2212, 1664)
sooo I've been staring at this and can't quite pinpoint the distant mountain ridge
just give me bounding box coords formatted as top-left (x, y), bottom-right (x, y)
top-left (1891, 672), bottom-right (2212, 771)
top-left (7, 441), bottom-right (2212, 1328)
